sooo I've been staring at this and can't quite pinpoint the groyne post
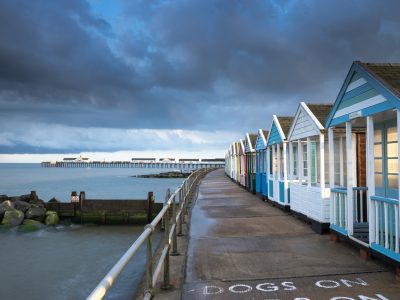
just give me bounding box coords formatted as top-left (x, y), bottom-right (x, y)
top-left (79, 191), bottom-right (85, 210)
top-left (70, 191), bottom-right (79, 203)
top-left (147, 192), bottom-right (154, 223)
top-left (30, 191), bottom-right (38, 201)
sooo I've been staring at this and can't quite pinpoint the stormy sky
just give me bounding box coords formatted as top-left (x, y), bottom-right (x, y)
top-left (1, 0), bottom-right (400, 160)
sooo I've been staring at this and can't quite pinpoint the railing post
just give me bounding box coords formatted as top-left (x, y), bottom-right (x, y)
top-left (181, 187), bottom-right (187, 223)
top-left (145, 225), bottom-right (154, 297)
top-left (161, 189), bottom-right (170, 232)
top-left (171, 194), bottom-right (180, 256)
top-left (178, 188), bottom-right (184, 236)
top-left (161, 202), bottom-right (171, 290)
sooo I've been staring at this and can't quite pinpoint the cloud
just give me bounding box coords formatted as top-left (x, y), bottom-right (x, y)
top-left (0, 118), bottom-right (241, 154)
top-left (1, 0), bottom-right (400, 154)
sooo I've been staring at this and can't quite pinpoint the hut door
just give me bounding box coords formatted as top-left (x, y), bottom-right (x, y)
top-left (353, 133), bottom-right (368, 242)
top-left (356, 133), bottom-right (367, 187)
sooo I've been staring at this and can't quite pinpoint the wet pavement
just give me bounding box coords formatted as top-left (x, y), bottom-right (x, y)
top-left (183, 169), bottom-right (400, 300)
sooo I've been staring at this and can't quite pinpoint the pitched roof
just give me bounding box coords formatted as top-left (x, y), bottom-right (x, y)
top-left (277, 117), bottom-right (294, 137)
top-left (359, 62), bottom-right (400, 98)
top-left (306, 103), bottom-right (333, 126)
top-left (249, 133), bottom-right (257, 148)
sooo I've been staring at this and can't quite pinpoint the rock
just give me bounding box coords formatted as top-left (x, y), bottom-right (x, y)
top-left (45, 211), bottom-right (59, 226)
top-left (0, 200), bottom-right (13, 209)
top-left (19, 219), bottom-right (45, 232)
top-left (48, 197), bottom-right (61, 203)
top-left (25, 205), bottom-right (46, 222)
top-left (14, 200), bottom-right (31, 213)
top-left (1, 209), bottom-right (24, 227)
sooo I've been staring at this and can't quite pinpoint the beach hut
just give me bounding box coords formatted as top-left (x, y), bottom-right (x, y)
top-left (287, 102), bottom-right (333, 233)
top-left (225, 149), bottom-right (230, 177)
top-left (238, 139), bottom-right (246, 186)
top-left (326, 61), bottom-right (400, 264)
top-left (233, 142), bottom-right (238, 182)
top-left (255, 129), bottom-right (269, 198)
top-left (266, 116), bottom-right (294, 208)
top-left (231, 143), bottom-right (236, 180)
top-left (245, 133), bottom-right (258, 193)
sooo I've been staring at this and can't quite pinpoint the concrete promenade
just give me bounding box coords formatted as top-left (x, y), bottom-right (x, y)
top-left (182, 169), bottom-right (400, 300)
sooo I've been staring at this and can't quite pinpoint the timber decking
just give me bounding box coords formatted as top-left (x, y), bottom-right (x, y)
top-left (183, 169), bottom-right (400, 299)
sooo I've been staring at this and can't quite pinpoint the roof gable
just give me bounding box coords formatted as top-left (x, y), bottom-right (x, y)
top-left (239, 139), bottom-right (245, 155)
top-left (255, 129), bottom-right (268, 150)
top-left (267, 115), bottom-right (291, 146)
top-left (245, 133), bottom-right (257, 152)
top-left (288, 102), bottom-right (332, 141)
top-left (326, 61), bottom-right (400, 127)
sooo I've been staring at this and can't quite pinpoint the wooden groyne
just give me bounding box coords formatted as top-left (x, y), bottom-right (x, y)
top-left (45, 191), bottom-right (162, 225)
top-left (41, 161), bottom-right (225, 169)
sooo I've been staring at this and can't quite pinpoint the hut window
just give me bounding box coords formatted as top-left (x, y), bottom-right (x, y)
top-left (269, 147), bottom-right (275, 176)
top-left (374, 120), bottom-right (398, 198)
top-left (293, 143), bottom-right (298, 177)
top-left (264, 150), bottom-right (268, 174)
top-left (302, 143), bottom-right (308, 181)
top-left (310, 141), bottom-right (317, 185)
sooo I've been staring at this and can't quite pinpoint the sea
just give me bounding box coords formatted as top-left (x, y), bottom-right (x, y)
top-left (0, 163), bottom-right (184, 300)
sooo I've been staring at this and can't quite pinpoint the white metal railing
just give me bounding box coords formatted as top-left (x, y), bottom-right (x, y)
top-left (370, 196), bottom-right (400, 254)
top-left (331, 188), bottom-right (347, 231)
top-left (87, 169), bottom-right (208, 300)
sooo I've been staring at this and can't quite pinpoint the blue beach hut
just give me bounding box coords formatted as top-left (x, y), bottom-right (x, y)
top-left (255, 129), bottom-right (269, 198)
top-left (266, 116), bottom-right (294, 208)
top-left (326, 61), bottom-right (400, 264)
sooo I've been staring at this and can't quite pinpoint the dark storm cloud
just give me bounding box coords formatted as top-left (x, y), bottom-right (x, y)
top-left (1, 0), bottom-right (400, 153)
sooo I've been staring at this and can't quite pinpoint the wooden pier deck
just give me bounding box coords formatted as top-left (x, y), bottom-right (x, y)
top-left (182, 169), bottom-right (400, 299)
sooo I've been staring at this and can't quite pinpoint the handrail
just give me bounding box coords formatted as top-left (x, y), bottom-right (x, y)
top-left (353, 186), bottom-right (368, 191)
top-left (331, 186), bottom-right (368, 194)
top-left (87, 168), bottom-right (208, 300)
top-left (371, 195), bottom-right (399, 205)
top-left (331, 187), bottom-right (347, 194)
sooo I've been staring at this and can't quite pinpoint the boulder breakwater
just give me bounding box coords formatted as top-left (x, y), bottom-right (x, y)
top-left (0, 192), bottom-right (59, 232)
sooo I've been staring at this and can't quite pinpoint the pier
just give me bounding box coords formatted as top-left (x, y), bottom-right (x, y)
top-left (41, 161), bottom-right (224, 169)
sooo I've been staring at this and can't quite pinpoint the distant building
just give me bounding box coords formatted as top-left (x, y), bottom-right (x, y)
top-left (178, 158), bottom-right (200, 162)
top-left (131, 158), bottom-right (156, 162)
top-left (159, 158), bottom-right (176, 162)
top-left (201, 158), bottom-right (225, 163)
